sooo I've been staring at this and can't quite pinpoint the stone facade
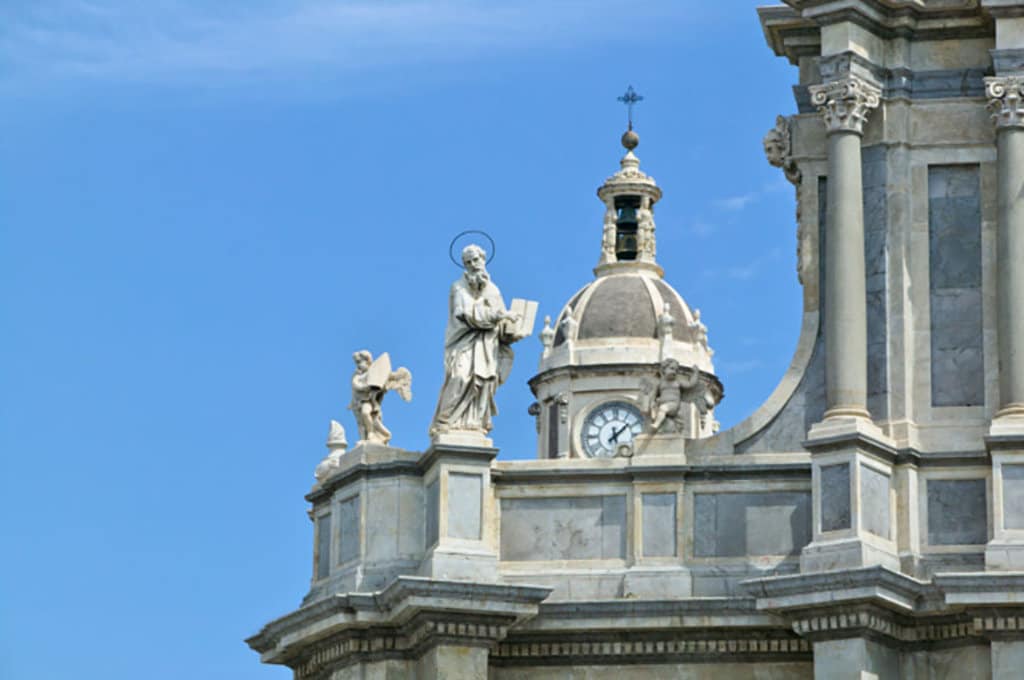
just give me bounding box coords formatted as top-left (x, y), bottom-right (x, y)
top-left (248, 2), bottom-right (1024, 678)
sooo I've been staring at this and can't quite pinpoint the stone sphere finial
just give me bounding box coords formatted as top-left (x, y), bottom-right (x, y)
top-left (621, 128), bottom-right (640, 150)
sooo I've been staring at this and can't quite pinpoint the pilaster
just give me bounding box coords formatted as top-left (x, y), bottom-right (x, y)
top-left (801, 419), bottom-right (899, 572)
top-left (418, 443), bottom-right (499, 582)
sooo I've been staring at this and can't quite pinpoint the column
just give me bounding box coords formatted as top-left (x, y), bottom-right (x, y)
top-left (985, 77), bottom-right (1024, 569)
top-left (988, 76), bottom-right (1024, 422)
top-left (808, 76), bottom-right (881, 421)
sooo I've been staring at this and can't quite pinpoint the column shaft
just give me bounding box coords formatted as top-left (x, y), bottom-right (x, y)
top-left (998, 127), bottom-right (1024, 415)
top-left (825, 131), bottom-right (870, 418)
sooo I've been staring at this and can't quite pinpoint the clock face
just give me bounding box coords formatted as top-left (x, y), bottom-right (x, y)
top-left (581, 401), bottom-right (644, 458)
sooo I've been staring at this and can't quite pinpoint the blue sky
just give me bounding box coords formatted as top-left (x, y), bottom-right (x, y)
top-left (0, 2), bottom-right (802, 678)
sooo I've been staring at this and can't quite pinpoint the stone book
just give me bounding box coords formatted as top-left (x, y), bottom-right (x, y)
top-left (508, 298), bottom-right (538, 338)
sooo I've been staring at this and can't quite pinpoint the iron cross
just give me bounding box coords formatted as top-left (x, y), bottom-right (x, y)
top-left (617, 85), bottom-right (644, 130)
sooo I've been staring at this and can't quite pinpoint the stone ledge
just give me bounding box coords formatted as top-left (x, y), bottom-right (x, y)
top-left (246, 577), bottom-right (552, 666)
top-left (935, 572), bottom-right (1024, 606)
top-left (742, 565), bottom-right (929, 614)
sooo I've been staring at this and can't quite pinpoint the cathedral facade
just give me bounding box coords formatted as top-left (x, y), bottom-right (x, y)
top-left (248, 2), bottom-right (1024, 678)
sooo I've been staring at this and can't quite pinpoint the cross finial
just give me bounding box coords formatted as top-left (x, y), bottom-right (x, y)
top-left (617, 85), bottom-right (644, 131)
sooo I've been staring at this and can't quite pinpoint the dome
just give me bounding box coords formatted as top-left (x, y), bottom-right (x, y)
top-left (554, 272), bottom-right (693, 346)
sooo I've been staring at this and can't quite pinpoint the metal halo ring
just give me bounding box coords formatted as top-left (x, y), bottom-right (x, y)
top-left (448, 230), bottom-right (496, 268)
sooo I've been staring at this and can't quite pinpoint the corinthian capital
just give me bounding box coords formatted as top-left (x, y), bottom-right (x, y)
top-left (986, 76), bottom-right (1024, 129)
top-left (808, 77), bottom-right (881, 135)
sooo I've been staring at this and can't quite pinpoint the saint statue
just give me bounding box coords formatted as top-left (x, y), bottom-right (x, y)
top-left (430, 244), bottom-right (536, 438)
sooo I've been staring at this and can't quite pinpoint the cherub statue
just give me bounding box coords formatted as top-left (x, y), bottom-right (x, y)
top-left (644, 358), bottom-right (702, 435)
top-left (349, 350), bottom-right (412, 445)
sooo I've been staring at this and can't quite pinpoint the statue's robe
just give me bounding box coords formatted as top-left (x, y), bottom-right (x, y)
top-left (431, 275), bottom-right (513, 434)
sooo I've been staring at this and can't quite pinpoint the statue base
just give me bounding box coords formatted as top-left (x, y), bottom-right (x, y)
top-left (431, 430), bottom-right (494, 448)
top-left (632, 432), bottom-right (686, 458)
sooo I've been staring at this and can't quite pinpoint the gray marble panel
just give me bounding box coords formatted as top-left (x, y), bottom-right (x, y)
top-left (821, 463), bottom-right (852, 532)
top-left (447, 473), bottom-right (482, 540)
top-left (641, 493), bottom-right (676, 557)
top-left (425, 479), bottom-right (439, 549)
top-left (693, 492), bottom-right (811, 557)
top-left (863, 147), bottom-right (889, 420)
top-left (316, 513), bottom-right (331, 580)
top-left (338, 495), bottom-right (360, 564)
top-left (927, 478), bottom-right (987, 545)
top-left (861, 466), bottom-right (891, 539)
top-left (500, 496), bottom-right (626, 561)
top-left (930, 288), bottom-right (983, 406)
top-left (1003, 465), bottom-right (1024, 530)
top-left (929, 165), bottom-right (983, 407)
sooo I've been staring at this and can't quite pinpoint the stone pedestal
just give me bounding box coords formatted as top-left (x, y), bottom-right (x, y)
top-left (418, 442), bottom-right (499, 582)
top-left (631, 432), bottom-right (685, 459)
top-left (985, 435), bottom-right (1024, 570)
top-left (801, 418), bottom-right (899, 573)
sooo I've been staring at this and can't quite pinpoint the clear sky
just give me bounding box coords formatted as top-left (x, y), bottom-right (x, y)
top-left (0, 2), bottom-right (803, 678)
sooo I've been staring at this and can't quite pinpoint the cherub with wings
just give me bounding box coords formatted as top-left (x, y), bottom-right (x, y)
top-left (349, 350), bottom-right (412, 445)
top-left (641, 358), bottom-right (704, 435)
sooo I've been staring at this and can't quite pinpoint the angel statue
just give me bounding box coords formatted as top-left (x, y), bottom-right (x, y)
top-left (642, 358), bottom-right (705, 435)
top-left (349, 350), bottom-right (412, 446)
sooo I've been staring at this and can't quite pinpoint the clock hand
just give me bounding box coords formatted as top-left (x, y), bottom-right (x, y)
top-left (609, 425), bottom-right (628, 443)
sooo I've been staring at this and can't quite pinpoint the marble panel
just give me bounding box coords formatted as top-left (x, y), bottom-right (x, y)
top-left (1003, 465), bottom-right (1024, 530)
top-left (820, 463), bottom-right (852, 532)
top-left (364, 482), bottom-right (397, 562)
top-left (927, 478), bottom-right (987, 545)
top-left (929, 164), bottom-right (983, 407)
top-left (338, 495), bottom-right (360, 564)
top-left (861, 465), bottom-right (891, 539)
top-left (447, 473), bottom-right (482, 540)
top-left (693, 492), bottom-right (810, 557)
top-left (863, 148), bottom-right (890, 420)
top-left (641, 493), bottom-right (677, 558)
top-left (316, 513), bottom-right (331, 580)
top-left (500, 495), bottom-right (627, 561)
top-left (425, 479), bottom-right (439, 549)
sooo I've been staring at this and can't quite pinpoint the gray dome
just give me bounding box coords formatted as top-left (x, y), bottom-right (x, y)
top-left (553, 273), bottom-right (691, 346)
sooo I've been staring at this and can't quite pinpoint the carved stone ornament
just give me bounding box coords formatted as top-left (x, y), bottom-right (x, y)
top-left (640, 359), bottom-right (711, 436)
top-left (600, 207), bottom-right (616, 264)
top-left (527, 401), bottom-right (542, 432)
top-left (539, 315), bottom-right (555, 356)
top-left (314, 420), bottom-right (348, 482)
top-left (636, 205), bottom-right (656, 261)
top-left (986, 76), bottom-right (1024, 129)
top-left (808, 77), bottom-right (881, 135)
top-left (350, 350), bottom-right (412, 446)
top-left (763, 115), bottom-right (802, 185)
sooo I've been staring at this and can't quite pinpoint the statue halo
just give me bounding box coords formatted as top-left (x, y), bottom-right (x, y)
top-left (448, 230), bottom-right (496, 268)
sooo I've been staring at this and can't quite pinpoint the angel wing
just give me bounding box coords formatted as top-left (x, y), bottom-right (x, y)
top-left (638, 377), bottom-right (656, 416)
top-left (385, 367), bottom-right (413, 402)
